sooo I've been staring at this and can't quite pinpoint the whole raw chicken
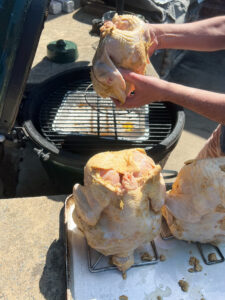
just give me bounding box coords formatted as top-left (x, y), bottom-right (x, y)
top-left (91, 14), bottom-right (152, 104)
top-left (73, 148), bottom-right (165, 273)
top-left (162, 157), bottom-right (225, 244)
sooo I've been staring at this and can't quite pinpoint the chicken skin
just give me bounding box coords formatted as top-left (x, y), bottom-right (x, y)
top-left (73, 148), bottom-right (166, 273)
top-left (163, 157), bottom-right (225, 244)
top-left (91, 14), bottom-right (152, 104)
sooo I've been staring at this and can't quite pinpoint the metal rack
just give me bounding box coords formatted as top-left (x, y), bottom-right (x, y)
top-left (87, 241), bottom-right (159, 273)
top-left (160, 216), bottom-right (225, 266)
top-left (196, 242), bottom-right (225, 265)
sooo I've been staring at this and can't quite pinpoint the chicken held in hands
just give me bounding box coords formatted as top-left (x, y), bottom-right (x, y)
top-left (91, 14), bottom-right (152, 104)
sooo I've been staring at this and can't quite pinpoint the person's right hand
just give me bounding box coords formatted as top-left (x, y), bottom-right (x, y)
top-left (113, 69), bottom-right (169, 108)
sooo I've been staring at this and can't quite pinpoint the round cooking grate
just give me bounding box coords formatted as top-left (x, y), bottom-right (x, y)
top-left (84, 83), bottom-right (142, 115)
top-left (38, 75), bottom-right (173, 154)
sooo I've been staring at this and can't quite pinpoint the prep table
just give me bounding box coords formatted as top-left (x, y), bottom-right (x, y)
top-left (65, 196), bottom-right (225, 300)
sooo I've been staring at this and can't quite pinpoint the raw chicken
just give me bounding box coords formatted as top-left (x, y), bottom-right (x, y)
top-left (73, 148), bottom-right (166, 273)
top-left (91, 14), bottom-right (152, 104)
top-left (162, 157), bottom-right (225, 244)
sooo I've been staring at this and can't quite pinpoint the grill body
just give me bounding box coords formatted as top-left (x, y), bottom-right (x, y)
top-left (20, 66), bottom-right (185, 188)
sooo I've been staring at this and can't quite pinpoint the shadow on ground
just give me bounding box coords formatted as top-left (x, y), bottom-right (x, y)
top-left (169, 50), bottom-right (225, 94)
top-left (46, 11), bottom-right (70, 22)
top-left (167, 50), bottom-right (225, 137)
top-left (28, 57), bottom-right (90, 84)
top-left (39, 199), bottom-right (66, 300)
top-left (73, 5), bottom-right (105, 25)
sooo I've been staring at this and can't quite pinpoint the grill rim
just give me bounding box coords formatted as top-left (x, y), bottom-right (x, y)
top-left (20, 66), bottom-right (185, 163)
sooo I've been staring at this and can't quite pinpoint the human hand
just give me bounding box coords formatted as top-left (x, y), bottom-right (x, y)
top-left (146, 23), bottom-right (159, 57)
top-left (113, 69), bottom-right (169, 109)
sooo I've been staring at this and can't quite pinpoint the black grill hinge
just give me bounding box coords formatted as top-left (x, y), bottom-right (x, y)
top-left (33, 148), bottom-right (50, 161)
top-left (11, 127), bottom-right (29, 143)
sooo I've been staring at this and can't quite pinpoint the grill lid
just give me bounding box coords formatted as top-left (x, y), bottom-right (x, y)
top-left (0, 0), bottom-right (49, 134)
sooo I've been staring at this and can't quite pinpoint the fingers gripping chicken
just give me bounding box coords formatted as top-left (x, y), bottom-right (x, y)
top-left (73, 149), bottom-right (166, 273)
top-left (91, 14), bottom-right (152, 104)
top-left (162, 157), bottom-right (225, 244)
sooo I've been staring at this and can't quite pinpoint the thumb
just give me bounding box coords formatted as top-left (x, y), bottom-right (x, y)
top-left (119, 68), bottom-right (142, 83)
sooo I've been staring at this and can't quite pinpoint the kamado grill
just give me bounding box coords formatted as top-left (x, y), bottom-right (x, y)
top-left (21, 67), bottom-right (184, 181)
top-left (0, 1), bottom-right (185, 191)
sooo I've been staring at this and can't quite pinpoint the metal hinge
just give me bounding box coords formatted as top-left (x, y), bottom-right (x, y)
top-left (11, 127), bottom-right (29, 143)
top-left (33, 148), bottom-right (50, 161)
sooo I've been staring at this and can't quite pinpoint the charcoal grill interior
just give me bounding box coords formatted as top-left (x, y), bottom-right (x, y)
top-left (40, 84), bottom-right (172, 152)
top-left (21, 67), bottom-right (183, 159)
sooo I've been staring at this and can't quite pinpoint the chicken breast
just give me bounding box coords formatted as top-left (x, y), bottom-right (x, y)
top-left (162, 157), bottom-right (225, 244)
top-left (73, 148), bottom-right (166, 273)
top-left (91, 14), bottom-right (152, 104)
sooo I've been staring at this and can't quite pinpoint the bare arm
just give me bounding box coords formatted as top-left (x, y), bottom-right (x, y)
top-left (166, 81), bottom-right (225, 124)
top-left (115, 70), bottom-right (225, 125)
top-left (113, 17), bottom-right (225, 122)
top-left (149, 16), bottom-right (225, 52)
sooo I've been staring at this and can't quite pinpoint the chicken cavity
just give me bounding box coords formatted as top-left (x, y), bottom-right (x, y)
top-left (98, 150), bottom-right (154, 191)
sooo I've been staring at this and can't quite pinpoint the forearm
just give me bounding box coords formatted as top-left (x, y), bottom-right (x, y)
top-left (151, 16), bottom-right (225, 52)
top-left (165, 82), bottom-right (225, 124)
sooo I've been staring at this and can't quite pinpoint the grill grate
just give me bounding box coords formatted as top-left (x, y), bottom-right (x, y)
top-left (39, 80), bottom-right (173, 153)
